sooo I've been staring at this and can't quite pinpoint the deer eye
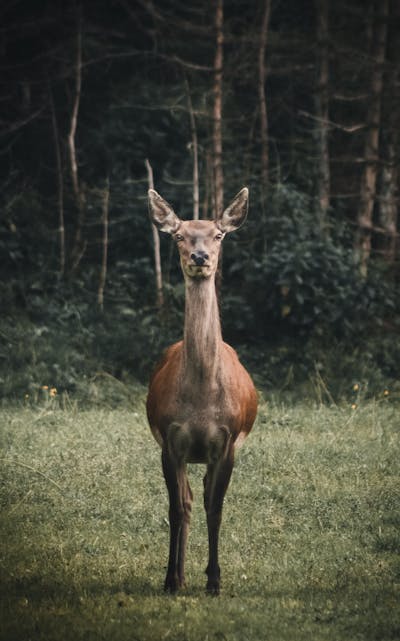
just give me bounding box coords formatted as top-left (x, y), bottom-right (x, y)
top-left (175, 234), bottom-right (184, 242)
top-left (215, 233), bottom-right (223, 241)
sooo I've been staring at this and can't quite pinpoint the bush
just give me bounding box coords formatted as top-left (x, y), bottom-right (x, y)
top-left (1, 182), bottom-right (399, 404)
top-left (222, 183), bottom-right (400, 340)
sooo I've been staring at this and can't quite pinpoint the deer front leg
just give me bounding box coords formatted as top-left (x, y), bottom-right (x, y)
top-left (161, 446), bottom-right (187, 592)
top-left (177, 479), bottom-right (193, 588)
top-left (204, 436), bottom-right (234, 595)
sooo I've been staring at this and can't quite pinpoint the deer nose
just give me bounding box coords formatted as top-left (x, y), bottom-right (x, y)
top-left (191, 251), bottom-right (209, 266)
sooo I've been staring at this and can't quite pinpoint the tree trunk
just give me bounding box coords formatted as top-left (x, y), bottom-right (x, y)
top-left (202, 149), bottom-right (212, 220)
top-left (380, 141), bottom-right (398, 263)
top-left (69, 9), bottom-right (86, 273)
top-left (213, 0), bottom-right (224, 217)
top-left (49, 86), bottom-right (65, 276)
top-left (145, 159), bottom-right (164, 309)
top-left (258, 0), bottom-right (272, 253)
top-left (314, 0), bottom-right (330, 233)
top-left (258, 0), bottom-right (271, 192)
top-left (378, 0), bottom-right (399, 264)
top-left (213, 0), bottom-right (224, 295)
top-left (355, 0), bottom-right (388, 276)
top-left (98, 179), bottom-right (110, 311)
top-left (185, 77), bottom-right (199, 219)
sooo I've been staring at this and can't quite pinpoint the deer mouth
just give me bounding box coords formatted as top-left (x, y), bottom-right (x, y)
top-left (185, 263), bottom-right (212, 278)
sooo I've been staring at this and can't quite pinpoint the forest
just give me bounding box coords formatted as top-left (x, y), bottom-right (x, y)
top-left (1, 0), bottom-right (399, 401)
top-left (1, 3), bottom-right (400, 638)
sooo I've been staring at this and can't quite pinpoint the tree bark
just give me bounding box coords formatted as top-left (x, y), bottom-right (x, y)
top-left (314, 0), bottom-right (330, 232)
top-left (145, 159), bottom-right (164, 309)
top-left (355, 0), bottom-right (389, 276)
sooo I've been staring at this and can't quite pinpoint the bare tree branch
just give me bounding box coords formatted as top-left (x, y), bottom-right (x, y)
top-left (184, 76), bottom-right (199, 219)
top-left (98, 179), bottom-right (110, 311)
top-left (145, 159), bottom-right (164, 309)
top-left (49, 85), bottom-right (65, 276)
top-left (69, 8), bottom-right (86, 273)
top-left (0, 106), bottom-right (45, 137)
top-left (299, 109), bottom-right (366, 133)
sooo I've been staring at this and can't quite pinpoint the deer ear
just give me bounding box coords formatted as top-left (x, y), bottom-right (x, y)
top-left (148, 189), bottom-right (181, 234)
top-left (217, 187), bottom-right (249, 233)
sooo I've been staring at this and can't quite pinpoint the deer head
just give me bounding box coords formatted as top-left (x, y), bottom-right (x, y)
top-left (148, 188), bottom-right (249, 279)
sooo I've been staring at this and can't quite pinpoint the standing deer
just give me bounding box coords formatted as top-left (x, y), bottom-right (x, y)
top-left (146, 187), bottom-right (258, 595)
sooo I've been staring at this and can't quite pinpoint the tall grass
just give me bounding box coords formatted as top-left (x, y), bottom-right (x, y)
top-left (0, 396), bottom-right (399, 640)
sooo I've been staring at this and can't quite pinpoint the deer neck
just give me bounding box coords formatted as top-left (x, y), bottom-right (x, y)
top-left (182, 276), bottom-right (222, 387)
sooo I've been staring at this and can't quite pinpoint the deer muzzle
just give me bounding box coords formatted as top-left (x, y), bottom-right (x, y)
top-left (190, 251), bottom-right (209, 267)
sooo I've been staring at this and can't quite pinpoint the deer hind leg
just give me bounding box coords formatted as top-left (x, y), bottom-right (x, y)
top-left (203, 427), bottom-right (234, 595)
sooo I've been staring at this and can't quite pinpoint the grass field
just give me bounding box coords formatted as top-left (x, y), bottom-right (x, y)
top-left (0, 392), bottom-right (399, 641)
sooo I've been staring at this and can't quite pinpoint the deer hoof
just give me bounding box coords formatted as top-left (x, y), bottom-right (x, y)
top-left (206, 580), bottom-right (220, 596)
top-left (164, 575), bottom-right (180, 593)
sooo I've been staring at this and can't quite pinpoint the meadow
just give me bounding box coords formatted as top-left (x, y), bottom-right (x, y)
top-left (0, 392), bottom-right (399, 641)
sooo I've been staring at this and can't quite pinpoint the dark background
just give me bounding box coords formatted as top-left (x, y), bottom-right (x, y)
top-left (1, 0), bottom-right (399, 402)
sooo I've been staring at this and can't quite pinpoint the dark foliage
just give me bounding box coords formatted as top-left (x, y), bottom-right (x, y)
top-left (1, 0), bottom-right (399, 401)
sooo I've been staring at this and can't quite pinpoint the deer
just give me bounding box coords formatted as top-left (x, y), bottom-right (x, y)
top-left (146, 187), bottom-right (258, 595)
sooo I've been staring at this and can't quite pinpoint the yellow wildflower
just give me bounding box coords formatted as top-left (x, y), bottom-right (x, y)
top-left (49, 388), bottom-right (57, 397)
top-left (383, 389), bottom-right (389, 397)
top-left (351, 403), bottom-right (357, 410)
top-left (353, 383), bottom-right (359, 392)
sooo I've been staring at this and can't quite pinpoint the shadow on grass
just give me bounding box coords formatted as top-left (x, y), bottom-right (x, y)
top-left (2, 566), bottom-right (399, 641)
top-left (3, 571), bottom-right (159, 605)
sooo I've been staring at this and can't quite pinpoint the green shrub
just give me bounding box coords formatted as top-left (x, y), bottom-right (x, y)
top-left (223, 183), bottom-right (400, 340)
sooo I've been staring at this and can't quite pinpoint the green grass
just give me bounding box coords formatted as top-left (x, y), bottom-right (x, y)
top-left (0, 395), bottom-right (399, 641)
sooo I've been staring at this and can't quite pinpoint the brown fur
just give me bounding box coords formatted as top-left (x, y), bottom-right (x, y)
top-left (146, 188), bottom-right (257, 594)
